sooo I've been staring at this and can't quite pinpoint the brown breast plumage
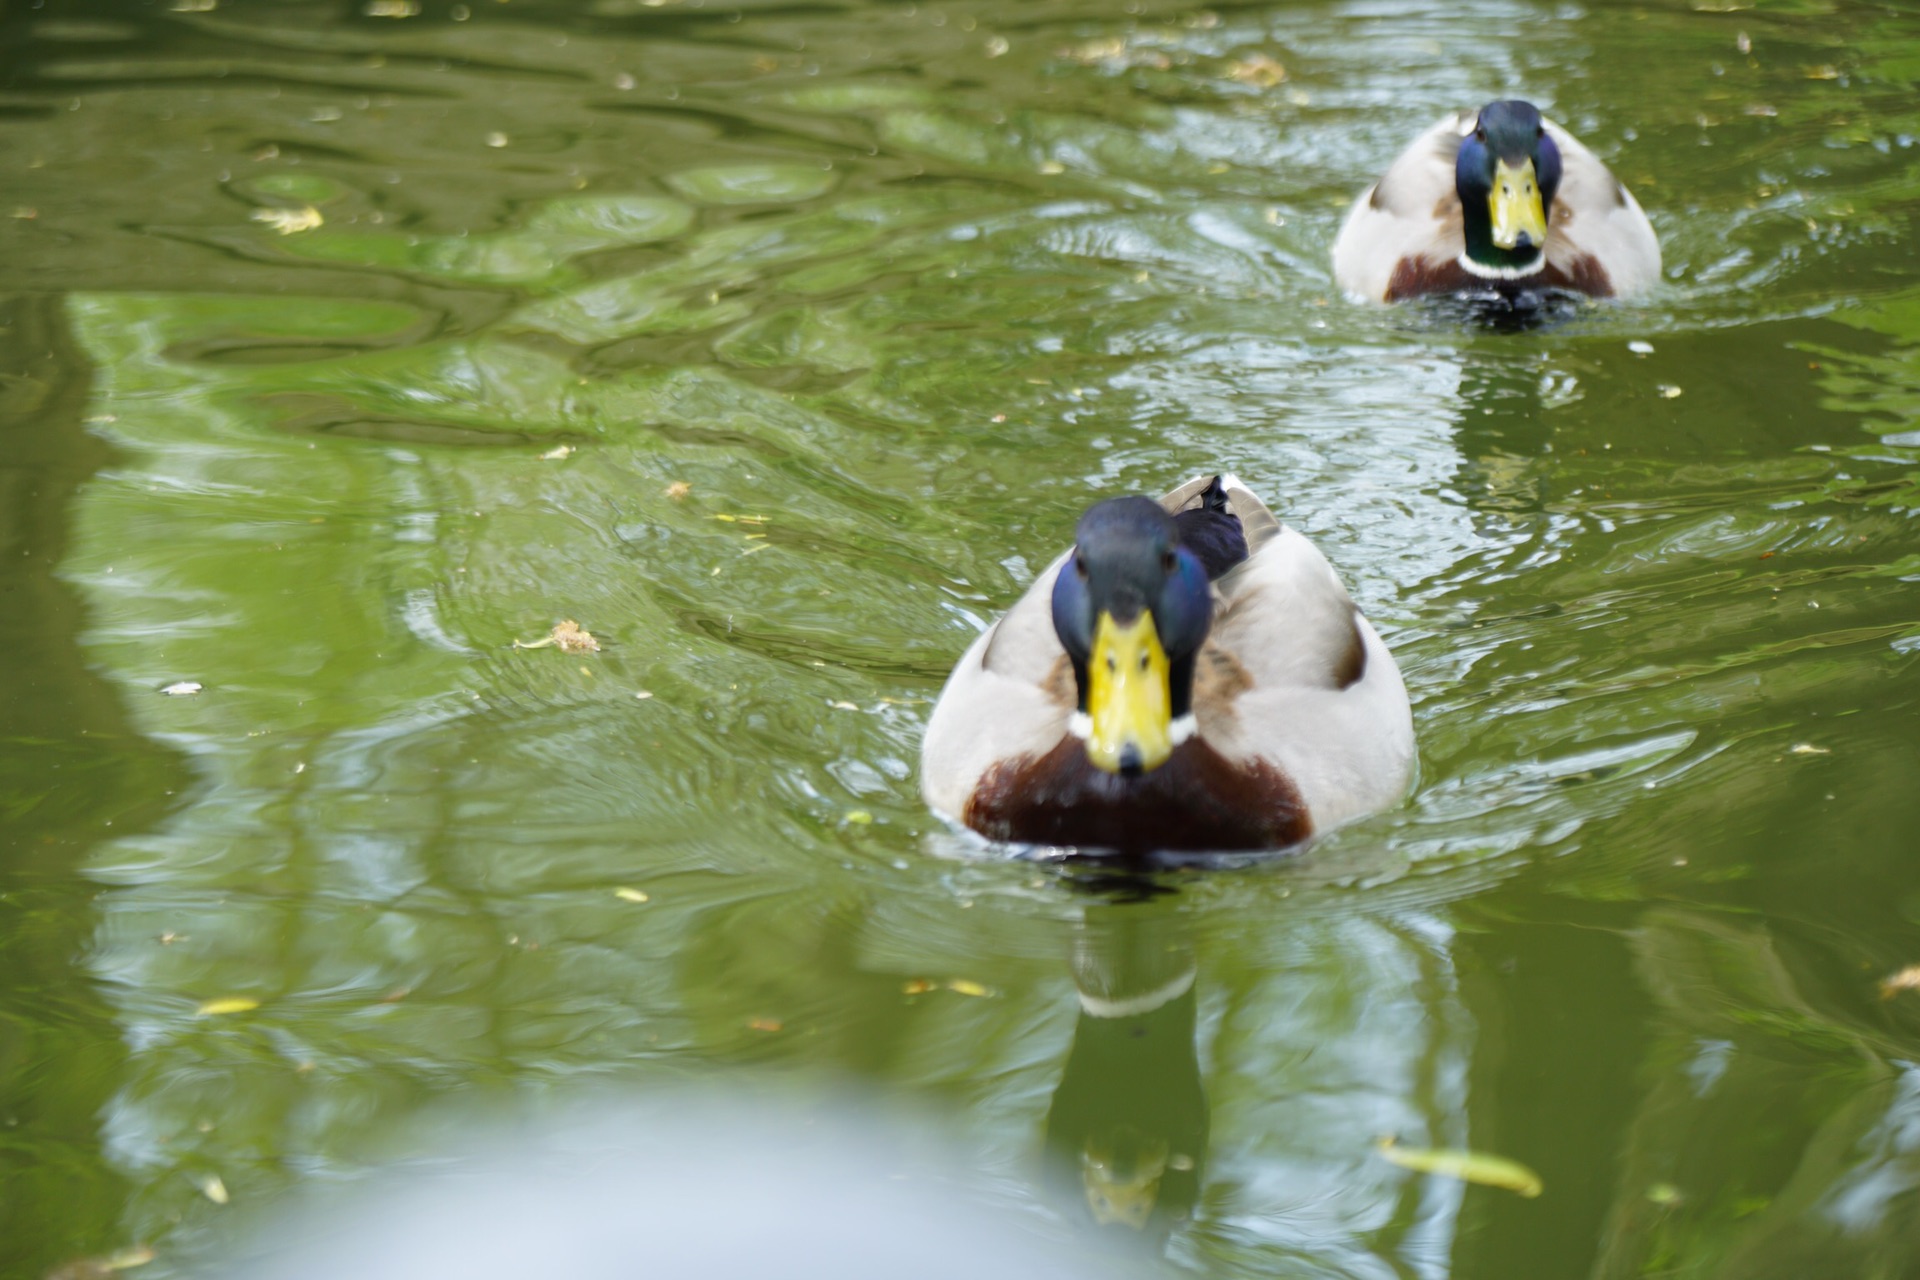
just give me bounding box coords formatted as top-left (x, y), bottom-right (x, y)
top-left (963, 736), bottom-right (1309, 854)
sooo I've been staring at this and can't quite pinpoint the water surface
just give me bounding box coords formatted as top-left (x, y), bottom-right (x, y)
top-left (4, 0), bottom-right (1920, 1275)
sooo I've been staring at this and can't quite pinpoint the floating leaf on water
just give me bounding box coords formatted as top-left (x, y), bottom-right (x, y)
top-left (1628, 340), bottom-right (1654, 355)
top-left (44, 1245), bottom-right (156, 1280)
top-left (633, 690), bottom-right (654, 700)
top-left (1376, 1138), bottom-right (1542, 1198)
top-left (1058, 36), bottom-right (1127, 63)
top-left (829, 700), bottom-right (860, 711)
top-left (844, 810), bottom-right (873, 825)
top-left (159, 681), bottom-right (202, 696)
top-left (1657, 385), bottom-right (1683, 399)
top-left (614, 887), bottom-right (650, 904)
top-left (1225, 53), bottom-right (1286, 87)
top-left (1879, 965), bottom-right (1920, 998)
top-left (1789, 743), bottom-right (1830, 755)
top-left (902, 979), bottom-right (936, 995)
top-left (251, 206), bottom-right (323, 235)
top-left (664, 480), bottom-right (691, 499)
top-left (195, 996), bottom-right (260, 1017)
top-left (513, 620), bottom-right (600, 653)
top-left (747, 1017), bottom-right (783, 1032)
top-left (538, 444), bottom-right (574, 461)
top-left (946, 979), bottom-right (993, 998)
top-left (197, 1174), bottom-right (230, 1205)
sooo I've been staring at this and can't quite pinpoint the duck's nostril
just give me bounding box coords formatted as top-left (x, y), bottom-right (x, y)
top-left (1118, 744), bottom-right (1144, 776)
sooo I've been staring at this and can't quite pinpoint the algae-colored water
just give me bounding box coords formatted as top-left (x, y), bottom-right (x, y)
top-left (4, 0), bottom-right (1920, 1275)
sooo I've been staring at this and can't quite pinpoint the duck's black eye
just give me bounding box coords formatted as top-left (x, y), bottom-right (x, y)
top-left (1073, 553), bottom-right (1089, 579)
top-left (1475, 127), bottom-right (1486, 141)
top-left (1160, 550), bottom-right (1175, 573)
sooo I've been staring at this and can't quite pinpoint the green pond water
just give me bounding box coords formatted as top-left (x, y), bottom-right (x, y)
top-left (4, 0), bottom-right (1920, 1274)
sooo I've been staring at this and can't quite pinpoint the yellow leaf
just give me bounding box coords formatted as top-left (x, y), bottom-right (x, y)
top-left (1225, 53), bottom-right (1286, 87)
top-left (1879, 965), bottom-right (1920, 998)
top-left (946, 979), bottom-right (993, 998)
top-left (194, 997), bottom-right (260, 1017)
top-left (198, 1174), bottom-right (230, 1205)
top-left (514, 620), bottom-right (599, 654)
top-left (614, 887), bottom-right (650, 904)
top-left (250, 206), bottom-right (323, 235)
top-left (103, 1245), bottom-right (156, 1271)
top-left (1376, 1138), bottom-right (1542, 1198)
top-left (901, 979), bottom-right (936, 995)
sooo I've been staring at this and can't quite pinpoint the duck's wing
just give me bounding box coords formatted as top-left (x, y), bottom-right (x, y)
top-left (1194, 515), bottom-right (1416, 833)
top-left (1330, 110), bottom-right (1474, 303)
top-left (1542, 119), bottom-right (1662, 298)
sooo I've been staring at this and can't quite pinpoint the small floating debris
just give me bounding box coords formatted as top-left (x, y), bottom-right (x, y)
top-left (1628, 340), bottom-right (1654, 356)
top-left (514, 620), bottom-right (600, 654)
top-left (902, 979), bottom-right (936, 995)
top-left (1656, 384), bottom-right (1683, 399)
top-left (159, 681), bottom-right (203, 697)
top-left (747, 1017), bottom-right (783, 1033)
top-left (1376, 1137), bottom-right (1542, 1198)
top-left (196, 1174), bottom-right (230, 1205)
top-left (844, 810), bottom-right (874, 825)
top-left (946, 979), bottom-right (993, 998)
top-left (250, 206), bottom-right (323, 235)
top-left (1788, 743), bottom-right (1830, 756)
top-left (828, 700), bottom-right (860, 711)
top-left (195, 996), bottom-right (260, 1017)
top-left (1879, 965), bottom-right (1920, 998)
top-left (537, 444), bottom-right (575, 461)
top-left (633, 690), bottom-right (654, 700)
top-left (983, 35), bottom-right (1009, 57)
top-left (664, 480), bottom-right (692, 499)
top-left (1225, 53), bottom-right (1286, 87)
top-left (485, 131), bottom-right (510, 149)
top-left (47, 1244), bottom-right (159, 1279)
top-left (613, 887), bottom-right (650, 904)
top-left (364, 0), bottom-right (419, 14)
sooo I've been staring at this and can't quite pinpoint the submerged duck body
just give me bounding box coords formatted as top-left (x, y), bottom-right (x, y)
top-left (1332, 100), bottom-right (1660, 305)
top-left (920, 476), bottom-right (1414, 855)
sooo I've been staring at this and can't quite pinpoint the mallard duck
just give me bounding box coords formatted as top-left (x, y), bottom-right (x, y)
top-left (920, 475), bottom-right (1414, 854)
top-left (1331, 100), bottom-right (1660, 304)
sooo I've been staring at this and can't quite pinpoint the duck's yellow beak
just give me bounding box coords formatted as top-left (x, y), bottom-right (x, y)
top-left (1489, 157), bottom-right (1548, 251)
top-left (1085, 610), bottom-right (1173, 775)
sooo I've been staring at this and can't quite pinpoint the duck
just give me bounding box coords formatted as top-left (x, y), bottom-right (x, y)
top-left (1331, 99), bottom-right (1660, 305)
top-left (919, 475), bottom-right (1414, 854)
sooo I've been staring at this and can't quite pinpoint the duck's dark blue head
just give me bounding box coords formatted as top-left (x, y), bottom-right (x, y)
top-left (1050, 496), bottom-right (1213, 777)
top-left (1455, 100), bottom-right (1562, 270)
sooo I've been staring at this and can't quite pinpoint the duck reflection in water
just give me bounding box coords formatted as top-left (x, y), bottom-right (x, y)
top-left (1044, 897), bottom-right (1206, 1244)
